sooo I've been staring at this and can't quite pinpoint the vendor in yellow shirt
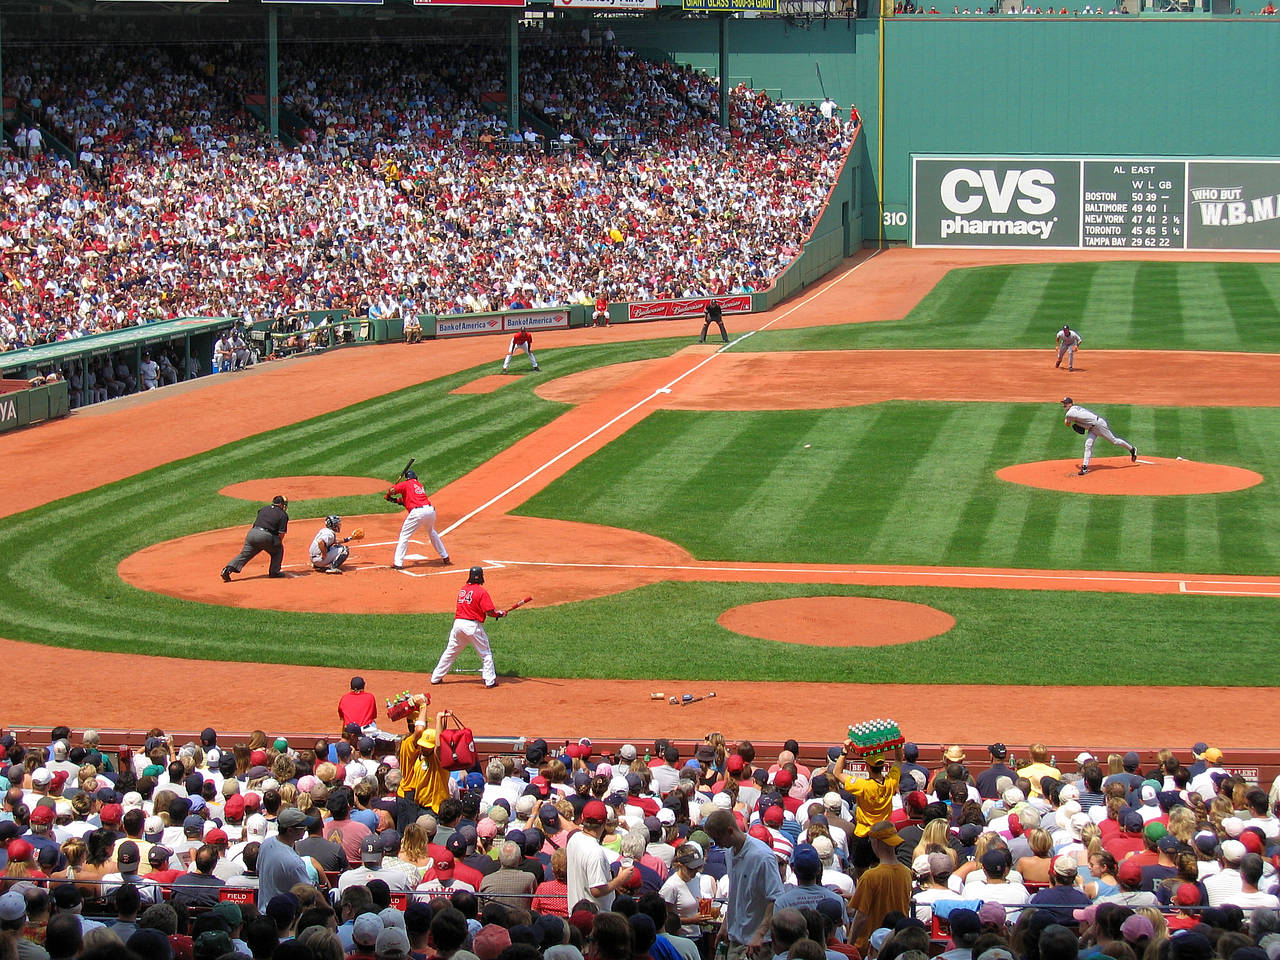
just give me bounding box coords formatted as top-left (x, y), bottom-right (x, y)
top-left (833, 740), bottom-right (904, 837)
top-left (395, 695), bottom-right (452, 828)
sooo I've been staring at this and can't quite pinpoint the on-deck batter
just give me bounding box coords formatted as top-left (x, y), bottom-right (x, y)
top-left (1061, 397), bottom-right (1137, 475)
top-left (431, 565), bottom-right (504, 688)
top-left (1055, 325), bottom-right (1082, 371)
top-left (386, 470), bottom-right (450, 569)
top-left (502, 329), bottom-right (539, 373)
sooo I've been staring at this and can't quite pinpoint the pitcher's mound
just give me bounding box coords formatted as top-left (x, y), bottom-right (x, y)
top-left (998, 458), bottom-right (1262, 495)
top-left (718, 597), bottom-right (955, 647)
top-left (219, 476), bottom-right (390, 501)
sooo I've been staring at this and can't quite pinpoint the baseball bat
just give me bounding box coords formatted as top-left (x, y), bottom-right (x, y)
top-left (670, 692), bottom-right (717, 706)
top-left (394, 457), bottom-right (415, 482)
top-left (505, 596), bottom-right (533, 614)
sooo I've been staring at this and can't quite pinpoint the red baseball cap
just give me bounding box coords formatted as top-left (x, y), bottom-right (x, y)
top-left (433, 854), bottom-right (455, 877)
top-left (762, 805), bottom-right (784, 827)
top-left (726, 755), bottom-right (745, 774)
top-left (581, 801), bottom-right (607, 824)
top-left (28, 806), bottom-right (54, 826)
top-left (205, 828), bottom-right (228, 845)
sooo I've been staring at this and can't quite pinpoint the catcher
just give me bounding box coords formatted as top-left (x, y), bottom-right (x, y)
top-left (309, 515), bottom-right (364, 574)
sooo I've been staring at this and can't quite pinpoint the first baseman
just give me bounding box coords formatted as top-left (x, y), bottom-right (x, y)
top-left (309, 515), bottom-right (350, 574)
top-left (1055, 325), bottom-right (1082, 371)
top-left (1061, 397), bottom-right (1136, 475)
top-left (386, 470), bottom-right (450, 569)
top-left (431, 565), bottom-right (503, 688)
top-left (502, 329), bottom-right (539, 373)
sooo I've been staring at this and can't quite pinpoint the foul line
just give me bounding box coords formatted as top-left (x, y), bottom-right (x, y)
top-left (479, 558), bottom-right (1280, 595)
top-left (442, 251), bottom-right (884, 537)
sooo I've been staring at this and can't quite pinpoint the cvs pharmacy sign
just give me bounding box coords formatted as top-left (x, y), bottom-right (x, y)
top-left (913, 157), bottom-right (1081, 248)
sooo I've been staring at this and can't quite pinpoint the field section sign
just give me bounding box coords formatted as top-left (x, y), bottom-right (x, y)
top-left (913, 155), bottom-right (1280, 251)
top-left (912, 158), bottom-right (1080, 248)
top-left (1187, 160), bottom-right (1280, 250)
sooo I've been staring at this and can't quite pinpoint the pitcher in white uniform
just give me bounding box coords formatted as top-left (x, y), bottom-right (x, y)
top-left (1061, 397), bottom-right (1136, 476)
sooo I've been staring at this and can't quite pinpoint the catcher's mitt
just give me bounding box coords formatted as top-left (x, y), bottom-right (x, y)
top-left (1072, 423), bottom-right (1087, 435)
top-left (346, 528), bottom-right (365, 542)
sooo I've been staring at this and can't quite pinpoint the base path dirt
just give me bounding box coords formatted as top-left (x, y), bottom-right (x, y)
top-left (9, 247), bottom-right (1280, 744)
top-left (220, 476), bottom-right (390, 502)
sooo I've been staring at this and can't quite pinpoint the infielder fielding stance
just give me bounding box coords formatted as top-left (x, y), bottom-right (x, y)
top-left (1061, 397), bottom-right (1137, 475)
top-left (432, 565), bottom-right (504, 689)
top-left (502, 329), bottom-right (539, 373)
top-left (309, 515), bottom-right (364, 574)
top-left (1055, 324), bottom-right (1082, 371)
top-left (386, 470), bottom-right (450, 569)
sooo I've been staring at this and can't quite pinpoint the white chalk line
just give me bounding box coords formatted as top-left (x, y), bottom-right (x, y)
top-left (440, 251), bottom-right (883, 538)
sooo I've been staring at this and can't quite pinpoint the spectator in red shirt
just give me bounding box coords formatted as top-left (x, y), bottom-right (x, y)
top-left (532, 848), bottom-right (571, 917)
top-left (338, 677), bottom-right (377, 732)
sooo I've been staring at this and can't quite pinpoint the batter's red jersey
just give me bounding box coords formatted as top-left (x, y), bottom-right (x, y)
top-left (456, 584), bottom-right (498, 622)
top-left (512, 330), bottom-right (532, 346)
top-left (390, 478), bottom-right (431, 510)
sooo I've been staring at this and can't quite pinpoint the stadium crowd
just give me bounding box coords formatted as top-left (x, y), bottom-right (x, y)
top-left (0, 27), bottom-right (857, 357)
top-left (2, 687), bottom-right (1280, 960)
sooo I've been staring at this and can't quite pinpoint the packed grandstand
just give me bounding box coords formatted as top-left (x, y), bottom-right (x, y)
top-left (1, 720), bottom-right (1279, 960)
top-left (0, 25), bottom-right (857, 357)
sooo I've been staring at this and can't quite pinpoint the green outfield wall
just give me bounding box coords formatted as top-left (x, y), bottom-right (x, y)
top-left (611, 17), bottom-right (1280, 243)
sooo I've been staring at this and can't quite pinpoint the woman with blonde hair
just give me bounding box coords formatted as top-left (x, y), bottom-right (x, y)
top-left (48, 838), bottom-right (94, 895)
top-left (398, 823), bottom-right (433, 872)
top-left (1166, 807), bottom-right (1196, 845)
top-left (1015, 828), bottom-right (1053, 884)
top-left (911, 818), bottom-right (954, 867)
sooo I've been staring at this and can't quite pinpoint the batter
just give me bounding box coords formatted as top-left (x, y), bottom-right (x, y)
top-left (502, 329), bottom-right (539, 373)
top-left (431, 565), bottom-right (504, 688)
top-left (309, 515), bottom-right (350, 574)
top-left (386, 470), bottom-right (450, 569)
top-left (1055, 325), bottom-right (1082, 371)
top-left (1061, 397), bottom-right (1137, 475)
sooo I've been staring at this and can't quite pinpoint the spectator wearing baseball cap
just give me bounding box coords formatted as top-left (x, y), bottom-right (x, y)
top-left (1096, 858), bottom-right (1159, 907)
top-left (1027, 856), bottom-right (1090, 922)
top-left (845, 822), bottom-right (910, 951)
top-left (833, 740), bottom-right (904, 839)
top-left (975, 744), bottom-right (1017, 800)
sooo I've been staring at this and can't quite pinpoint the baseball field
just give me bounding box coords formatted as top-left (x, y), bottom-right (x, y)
top-left (3, 248), bottom-right (1278, 746)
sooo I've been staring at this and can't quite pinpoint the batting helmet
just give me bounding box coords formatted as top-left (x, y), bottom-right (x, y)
top-left (1061, 397), bottom-right (1073, 406)
top-left (404, 469), bottom-right (417, 480)
top-left (467, 565), bottom-right (485, 584)
top-left (325, 515), bottom-right (342, 531)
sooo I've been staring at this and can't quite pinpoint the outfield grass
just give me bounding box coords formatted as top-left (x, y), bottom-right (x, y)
top-left (1, 262), bottom-right (1276, 685)
top-left (750, 261), bottom-right (1280, 352)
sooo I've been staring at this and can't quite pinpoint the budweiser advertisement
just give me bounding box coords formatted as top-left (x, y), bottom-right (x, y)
top-left (627, 295), bottom-right (752, 322)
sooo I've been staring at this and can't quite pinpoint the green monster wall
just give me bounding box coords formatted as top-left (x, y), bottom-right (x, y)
top-left (608, 16), bottom-right (1280, 242)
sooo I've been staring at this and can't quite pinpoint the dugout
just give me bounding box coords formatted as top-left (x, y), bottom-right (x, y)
top-left (0, 317), bottom-right (234, 390)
